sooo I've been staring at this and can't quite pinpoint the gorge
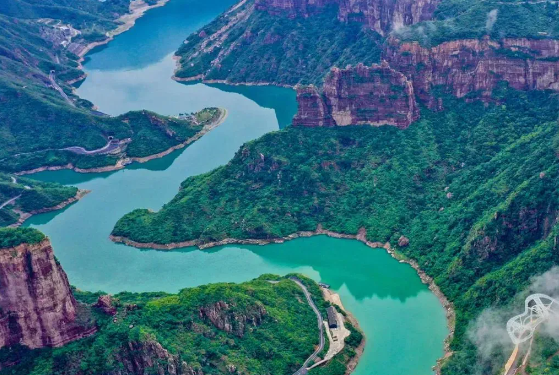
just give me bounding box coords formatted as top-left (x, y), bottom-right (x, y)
top-left (1, 0), bottom-right (558, 373)
top-left (0, 0), bottom-right (449, 374)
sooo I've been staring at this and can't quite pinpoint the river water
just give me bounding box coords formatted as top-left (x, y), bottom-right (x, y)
top-left (25, 0), bottom-right (448, 373)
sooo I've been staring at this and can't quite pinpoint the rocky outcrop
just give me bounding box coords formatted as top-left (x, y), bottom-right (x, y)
top-left (293, 62), bottom-right (419, 128)
top-left (292, 85), bottom-right (334, 127)
top-left (383, 37), bottom-right (559, 109)
top-left (255, 0), bottom-right (440, 35)
top-left (115, 339), bottom-right (203, 375)
top-left (199, 301), bottom-right (266, 337)
top-left (337, 0), bottom-right (440, 35)
top-left (94, 295), bottom-right (117, 316)
top-left (0, 239), bottom-right (93, 349)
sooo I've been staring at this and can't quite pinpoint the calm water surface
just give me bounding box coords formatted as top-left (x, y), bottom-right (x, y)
top-left (26, 0), bottom-right (448, 373)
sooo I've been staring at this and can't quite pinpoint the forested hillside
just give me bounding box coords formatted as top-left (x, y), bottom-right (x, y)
top-left (113, 87), bottom-right (559, 374)
top-left (0, 0), bottom-right (222, 173)
top-left (0, 271), bottom-right (362, 375)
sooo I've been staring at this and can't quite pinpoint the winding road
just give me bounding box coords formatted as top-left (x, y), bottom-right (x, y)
top-left (0, 195), bottom-right (21, 210)
top-left (62, 139), bottom-right (125, 155)
top-left (49, 70), bottom-right (75, 107)
top-left (290, 277), bottom-right (325, 375)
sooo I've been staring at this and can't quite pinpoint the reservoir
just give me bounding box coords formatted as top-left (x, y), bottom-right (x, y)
top-left (25, 0), bottom-right (448, 373)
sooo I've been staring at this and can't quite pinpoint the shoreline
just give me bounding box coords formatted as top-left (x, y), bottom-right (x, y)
top-left (172, 75), bottom-right (294, 89)
top-left (321, 288), bottom-right (366, 374)
top-left (77, 0), bottom-right (171, 67)
top-left (171, 56), bottom-right (294, 88)
top-left (110, 224), bottom-right (455, 371)
top-left (9, 189), bottom-right (90, 228)
top-left (15, 108), bottom-right (228, 176)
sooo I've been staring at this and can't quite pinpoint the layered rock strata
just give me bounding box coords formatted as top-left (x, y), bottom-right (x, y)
top-left (0, 239), bottom-right (93, 349)
top-left (255, 0), bottom-right (440, 35)
top-left (294, 62), bottom-right (419, 128)
top-left (383, 37), bottom-right (559, 109)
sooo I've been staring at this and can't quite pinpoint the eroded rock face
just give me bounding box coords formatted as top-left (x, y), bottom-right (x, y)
top-left (292, 85), bottom-right (335, 127)
top-left (294, 62), bottom-right (419, 128)
top-left (383, 37), bottom-right (559, 109)
top-left (115, 339), bottom-right (203, 375)
top-left (324, 62), bottom-right (419, 128)
top-left (94, 295), bottom-right (117, 316)
top-left (337, 0), bottom-right (440, 35)
top-left (0, 239), bottom-right (92, 349)
top-left (255, 0), bottom-right (440, 35)
top-left (199, 301), bottom-right (266, 337)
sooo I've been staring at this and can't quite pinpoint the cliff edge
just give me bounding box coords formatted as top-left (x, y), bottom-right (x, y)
top-left (0, 230), bottom-right (94, 349)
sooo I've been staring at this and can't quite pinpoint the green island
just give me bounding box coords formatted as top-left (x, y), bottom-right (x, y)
top-left (0, 258), bottom-right (363, 375)
top-left (113, 87), bottom-right (559, 374)
top-left (0, 173), bottom-right (81, 227)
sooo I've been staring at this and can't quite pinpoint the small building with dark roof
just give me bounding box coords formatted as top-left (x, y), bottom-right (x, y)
top-left (327, 306), bottom-right (338, 329)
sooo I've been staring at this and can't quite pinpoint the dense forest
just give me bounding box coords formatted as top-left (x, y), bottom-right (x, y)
top-left (0, 0), bottom-right (222, 173)
top-left (0, 272), bottom-right (362, 375)
top-left (0, 173), bottom-right (80, 226)
top-left (174, 0), bottom-right (559, 85)
top-left (174, 4), bottom-right (383, 85)
top-left (113, 86), bottom-right (559, 374)
top-left (0, 227), bottom-right (45, 247)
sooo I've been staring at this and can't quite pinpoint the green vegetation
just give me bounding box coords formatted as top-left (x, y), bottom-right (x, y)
top-left (0, 103), bottom-right (223, 173)
top-left (0, 0), bottom-right (131, 39)
top-left (0, 1), bottom-right (222, 173)
top-left (523, 334), bottom-right (559, 374)
top-left (0, 173), bottom-right (79, 226)
top-left (0, 275), bottom-right (358, 375)
top-left (175, 2), bottom-right (382, 86)
top-left (113, 87), bottom-right (559, 374)
top-left (0, 227), bottom-right (45, 248)
top-left (396, 0), bottom-right (559, 45)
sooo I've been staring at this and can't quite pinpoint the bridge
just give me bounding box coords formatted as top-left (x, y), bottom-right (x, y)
top-left (504, 294), bottom-right (559, 375)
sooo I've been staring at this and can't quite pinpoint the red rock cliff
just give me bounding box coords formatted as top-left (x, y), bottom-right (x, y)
top-left (383, 37), bottom-right (559, 109)
top-left (294, 62), bottom-right (419, 128)
top-left (255, 0), bottom-right (439, 35)
top-left (0, 239), bottom-right (93, 349)
top-left (292, 85), bottom-right (335, 127)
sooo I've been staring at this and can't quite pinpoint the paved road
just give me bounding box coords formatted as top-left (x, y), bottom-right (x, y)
top-left (62, 140), bottom-right (121, 155)
top-left (49, 71), bottom-right (75, 107)
top-left (0, 195), bottom-right (21, 209)
top-left (290, 277), bottom-right (325, 375)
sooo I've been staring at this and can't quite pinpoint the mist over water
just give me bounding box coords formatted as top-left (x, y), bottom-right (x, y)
top-left (25, 0), bottom-right (448, 373)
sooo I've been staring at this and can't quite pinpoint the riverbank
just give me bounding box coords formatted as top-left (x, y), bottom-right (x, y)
top-left (77, 0), bottom-right (171, 65)
top-left (9, 189), bottom-right (90, 228)
top-left (171, 59), bottom-right (293, 88)
top-left (15, 108), bottom-right (228, 176)
top-left (110, 223), bottom-right (455, 370)
top-left (321, 288), bottom-right (366, 375)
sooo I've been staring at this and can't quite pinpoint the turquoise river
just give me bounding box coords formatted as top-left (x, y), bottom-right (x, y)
top-left (25, 0), bottom-right (448, 374)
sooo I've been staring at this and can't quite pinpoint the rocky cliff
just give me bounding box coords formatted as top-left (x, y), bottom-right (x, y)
top-left (199, 300), bottom-right (266, 338)
top-left (383, 37), bottom-right (559, 109)
top-left (295, 37), bottom-right (559, 127)
top-left (115, 339), bottom-right (203, 375)
top-left (294, 62), bottom-right (419, 128)
top-left (292, 85), bottom-right (335, 127)
top-left (0, 238), bottom-right (93, 349)
top-left (255, 0), bottom-right (440, 35)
